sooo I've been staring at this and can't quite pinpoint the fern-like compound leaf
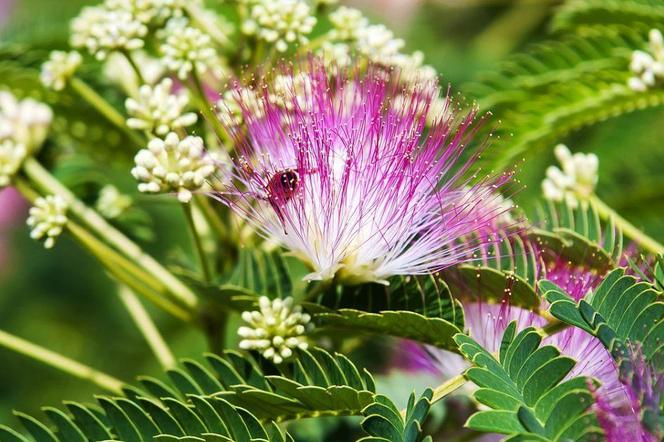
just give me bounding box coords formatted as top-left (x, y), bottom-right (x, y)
top-left (456, 323), bottom-right (602, 441)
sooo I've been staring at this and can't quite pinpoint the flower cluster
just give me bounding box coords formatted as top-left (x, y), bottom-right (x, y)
top-left (328, 6), bottom-right (368, 41)
top-left (40, 51), bottom-right (82, 91)
top-left (216, 63), bottom-right (510, 284)
top-left (238, 296), bottom-right (312, 364)
top-left (216, 87), bottom-right (265, 126)
top-left (323, 6), bottom-right (436, 83)
top-left (159, 17), bottom-right (218, 79)
top-left (628, 29), bottom-right (664, 92)
top-left (541, 144), bottom-right (598, 207)
top-left (26, 195), bottom-right (69, 249)
top-left (594, 345), bottom-right (663, 441)
top-left (125, 78), bottom-right (197, 135)
top-left (242, 0), bottom-right (316, 52)
top-left (0, 139), bottom-right (26, 188)
top-left (70, 5), bottom-right (147, 60)
top-left (0, 91), bottom-right (53, 152)
top-left (131, 132), bottom-right (215, 203)
top-left (95, 185), bottom-right (132, 219)
top-left (105, 0), bottom-right (192, 27)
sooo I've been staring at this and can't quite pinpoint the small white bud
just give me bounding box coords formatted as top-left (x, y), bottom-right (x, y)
top-left (541, 144), bottom-right (598, 207)
top-left (131, 132), bottom-right (215, 201)
top-left (125, 78), bottom-right (197, 136)
top-left (237, 296), bottom-right (312, 364)
top-left (243, 0), bottom-right (316, 52)
top-left (159, 17), bottom-right (218, 79)
top-left (26, 195), bottom-right (69, 249)
top-left (41, 51), bottom-right (82, 91)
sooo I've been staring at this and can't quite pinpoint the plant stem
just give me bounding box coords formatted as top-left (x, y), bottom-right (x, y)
top-left (401, 374), bottom-right (466, 417)
top-left (190, 68), bottom-right (231, 145)
top-left (121, 50), bottom-right (146, 85)
top-left (22, 158), bottom-right (199, 309)
top-left (14, 177), bottom-right (175, 312)
top-left (117, 285), bottom-right (176, 369)
top-left (70, 77), bottom-right (145, 149)
top-left (590, 195), bottom-right (664, 255)
top-left (196, 195), bottom-right (228, 242)
top-left (182, 202), bottom-right (213, 283)
top-left (0, 329), bottom-right (124, 394)
top-left (66, 215), bottom-right (193, 321)
top-left (431, 373), bottom-right (467, 403)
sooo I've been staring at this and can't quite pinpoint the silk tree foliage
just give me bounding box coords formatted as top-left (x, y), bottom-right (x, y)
top-left (0, 0), bottom-right (663, 441)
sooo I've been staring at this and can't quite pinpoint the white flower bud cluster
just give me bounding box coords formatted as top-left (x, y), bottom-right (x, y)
top-left (317, 42), bottom-right (351, 68)
top-left (0, 91), bottom-right (53, 151)
top-left (542, 144), bottom-right (599, 208)
top-left (70, 5), bottom-right (148, 60)
top-left (271, 73), bottom-right (314, 110)
top-left (40, 51), bottom-right (82, 91)
top-left (105, 0), bottom-right (194, 27)
top-left (238, 296), bottom-right (312, 364)
top-left (217, 87), bottom-right (265, 126)
top-left (355, 24), bottom-right (405, 66)
top-left (242, 0), bottom-right (317, 52)
top-left (628, 29), bottom-right (664, 92)
top-left (125, 78), bottom-right (197, 135)
top-left (0, 139), bottom-right (26, 188)
top-left (159, 18), bottom-right (218, 79)
top-left (328, 6), bottom-right (368, 41)
top-left (27, 195), bottom-right (69, 249)
top-left (95, 185), bottom-right (132, 219)
top-left (131, 132), bottom-right (215, 203)
top-left (324, 6), bottom-right (437, 84)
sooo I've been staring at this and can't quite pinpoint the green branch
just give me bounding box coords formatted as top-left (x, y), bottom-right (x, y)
top-left (0, 329), bottom-right (124, 394)
top-left (591, 195), bottom-right (664, 255)
top-left (21, 158), bottom-right (199, 310)
top-left (117, 285), bottom-right (176, 369)
top-left (182, 202), bottom-right (213, 282)
top-left (69, 77), bottom-right (145, 149)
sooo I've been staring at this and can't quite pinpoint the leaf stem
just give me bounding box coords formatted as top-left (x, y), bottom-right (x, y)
top-left (121, 50), bottom-right (146, 85)
top-left (69, 77), bottom-right (145, 149)
top-left (182, 202), bottom-right (213, 283)
top-left (21, 158), bottom-right (199, 309)
top-left (117, 285), bottom-right (176, 369)
top-left (590, 195), bottom-right (664, 255)
top-left (0, 329), bottom-right (124, 394)
top-left (431, 373), bottom-right (467, 404)
top-left (401, 374), bottom-right (467, 417)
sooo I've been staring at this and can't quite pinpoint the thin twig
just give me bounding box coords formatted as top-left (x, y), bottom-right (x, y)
top-left (0, 329), bottom-right (124, 394)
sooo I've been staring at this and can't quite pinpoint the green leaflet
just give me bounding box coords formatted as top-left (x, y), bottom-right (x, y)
top-left (553, 0), bottom-right (664, 31)
top-left (0, 43), bottom-right (137, 160)
top-left (182, 248), bottom-right (294, 313)
top-left (443, 265), bottom-right (540, 309)
top-left (541, 268), bottom-right (664, 369)
top-left (464, 24), bottom-right (664, 172)
top-left (359, 390), bottom-right (434, 442)
top-left (3, 348), bottom-right (377, 441)
top-left (530, 200), bottom-right (623, 271)
top-left (307, 274), bottom-right (465, 350)
top-left (456, 324), bottom-right (602, 441)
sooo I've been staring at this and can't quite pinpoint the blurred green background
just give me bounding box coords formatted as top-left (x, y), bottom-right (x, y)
top-left (1, 0), bottom-right (663, 439)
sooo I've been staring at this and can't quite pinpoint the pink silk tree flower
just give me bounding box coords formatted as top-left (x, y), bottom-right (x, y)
top-left (404, 301), bottom-right (625, 406)
top-left (593, 345), bottom-right (663, 441)
top-left (215, 61), bottom-right (512, 284)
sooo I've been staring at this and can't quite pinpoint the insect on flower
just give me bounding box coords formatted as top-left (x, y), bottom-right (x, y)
top-left (213, 59), bottom-right (514, 284)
